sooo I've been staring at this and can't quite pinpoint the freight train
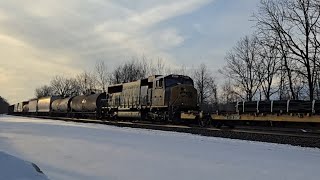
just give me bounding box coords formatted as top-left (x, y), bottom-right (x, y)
top-left (8, 74), bottom-right (320, 128)
top-left (8, 74), bottom-right (205, 124)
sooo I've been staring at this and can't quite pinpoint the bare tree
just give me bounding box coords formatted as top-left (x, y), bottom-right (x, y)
top-left (109, 58), bottom-right (148, 84)
top-left (219, 79), bottom-right (240, 103)
top-left (50, 76), bottom-right (81, 97)
top-left (109, 65), bottom-right (123, 84)
top-left (50, 76), bottom-right (69, 97)
top-left (154, 58), bottom-right (166, 75)
top-left (0, 96), bottom-right (9, 114)
top-left (277, 42), bottom-right (297, 99)
top-left (193, 63), bottom-right (216, 105)
top-left (76, 71), bottom-right (98, 95)
top-left (35, 85), bottom-right (53, 98)
top-left (257, 37), bottom-right (280, 100)
top-left (175, 64), bottom-right (188, 76)
top-left (208, 79), bottom-right (218, 104)
top-left (220, 35), bottom-right (263, 101)
top-left (68, 78), bottom-right (82, 96)
top-left (95, 61), bottom-right (108, 92)
top-left (146, 57), bottom-right (166, 75)
top-left (255, 0), bottom-right (320, 100)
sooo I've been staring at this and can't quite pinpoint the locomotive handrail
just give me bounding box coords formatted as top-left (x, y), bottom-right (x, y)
top-left (236, 102), bottom-right (239, 113)
top-left (312, 100), bottom-right (315, 114)
top-left (242, 101), bottom-right (245, 113)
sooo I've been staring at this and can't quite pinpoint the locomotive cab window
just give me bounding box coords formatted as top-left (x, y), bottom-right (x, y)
top-left (159, 79), bottom-right (163, 88)
top-left (165, 76), bottom-right (193, 88)
top-left (156, 79), bottom-right (164, 88)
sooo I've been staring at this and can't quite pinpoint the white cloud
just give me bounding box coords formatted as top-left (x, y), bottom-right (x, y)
top-left (0, 34), bottom-right (81, 103)
top-left (94, 0), bottom-right (213, 62)
top-left (125, 0), bottom-right (212, 28)
top-left (150, 28), bottom-right (185, 50)
top-left (0, 0), bottom-right (213, 103)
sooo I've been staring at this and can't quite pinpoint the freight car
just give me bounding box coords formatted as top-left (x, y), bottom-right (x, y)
top-left (12, 101), bottom-right (28, 115)
top-left (70, 93), bottom-right (106, 118)
top-left (28, 99), bottom-right (38, 115)
top-left (37, 96), bottom-right (60, 115)
top-left (212, 100), bottom-right (320, 127)
top-left (51, 96), bottom-right (73, 115)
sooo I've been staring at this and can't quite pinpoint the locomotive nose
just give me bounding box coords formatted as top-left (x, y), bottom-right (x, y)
top-left (180, 87), bottom-right (187, 96)
top-left (170, 85), bottom-right (197, 108)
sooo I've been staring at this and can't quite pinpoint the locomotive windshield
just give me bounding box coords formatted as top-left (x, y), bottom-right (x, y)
top-left (165, 76), bottom-right (194, 87)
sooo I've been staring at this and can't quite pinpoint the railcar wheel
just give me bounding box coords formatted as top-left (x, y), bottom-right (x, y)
top-left (212, 121), bottom-right (222, 128)
top-left (198, 116), bottom-right (211, 127)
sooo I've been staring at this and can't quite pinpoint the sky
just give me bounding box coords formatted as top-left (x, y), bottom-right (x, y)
top-left (0, 0), bottom-right (259, 104)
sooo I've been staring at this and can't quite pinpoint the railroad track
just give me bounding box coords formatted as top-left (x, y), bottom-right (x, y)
top-left (13, 115), bottom-right (320, 148)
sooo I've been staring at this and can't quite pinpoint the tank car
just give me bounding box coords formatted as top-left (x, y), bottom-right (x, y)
top-left (52, 96), bottom-right (74, 115)
top-left (70, 93), bottom-right (106, 118)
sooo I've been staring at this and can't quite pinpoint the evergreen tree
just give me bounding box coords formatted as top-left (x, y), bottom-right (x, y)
top-left (0, 96), bottom-right (9, 114)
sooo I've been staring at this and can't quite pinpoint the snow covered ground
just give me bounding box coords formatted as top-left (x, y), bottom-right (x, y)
top-left (0, 115), bottom-right (319, 180)
top-left (0, 151), bottom-right (49, 180)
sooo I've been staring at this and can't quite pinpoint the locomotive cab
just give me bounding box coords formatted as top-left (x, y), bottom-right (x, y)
top-left (153, 75), bottom-right (197, 108)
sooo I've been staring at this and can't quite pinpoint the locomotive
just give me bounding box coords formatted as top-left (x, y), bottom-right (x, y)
top-left (9, 74), bottom-right (203, 124)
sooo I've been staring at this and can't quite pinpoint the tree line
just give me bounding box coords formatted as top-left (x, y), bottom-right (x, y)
top-left (0, 96), bottom-right (9, 114)
top-left (35, 57), bottom-right (217, 108)
top-left (221, 0), bottom-right (320, 101)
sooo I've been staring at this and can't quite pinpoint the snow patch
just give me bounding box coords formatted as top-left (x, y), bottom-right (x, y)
top-left (0, 151), bottom-right (48, 180)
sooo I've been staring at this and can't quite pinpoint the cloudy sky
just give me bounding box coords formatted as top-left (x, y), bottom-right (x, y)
top-left (0, 0), bottom-right (259, 103)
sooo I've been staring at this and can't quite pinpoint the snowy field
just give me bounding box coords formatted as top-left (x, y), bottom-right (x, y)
top-left (0, 115), bottom-right (319, 180)
top-left (0, 151), bottom-right (49, 180)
